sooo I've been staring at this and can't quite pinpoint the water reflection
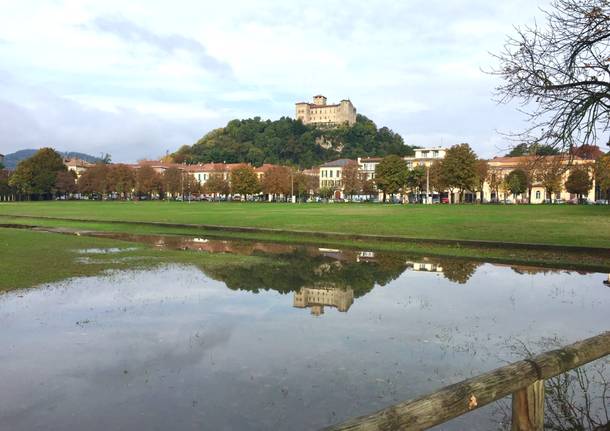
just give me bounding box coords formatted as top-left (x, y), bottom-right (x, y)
top-left (1, 233), bottom-right (609, 431)
top-left (293, 284), bottom-right (354, 316)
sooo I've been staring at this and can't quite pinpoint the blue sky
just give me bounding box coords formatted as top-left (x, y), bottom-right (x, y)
top-left (0, 0), bottom-right (549, 162)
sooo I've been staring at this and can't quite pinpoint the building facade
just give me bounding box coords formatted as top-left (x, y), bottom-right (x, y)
top-left (295, 95), bottom-right (357, 127)
top-left (64, 158), bottom-right (94, 178)
top-left (483, 155), bottom-right (596, 203)
top-left (293, 284), bottom-right (354, 316)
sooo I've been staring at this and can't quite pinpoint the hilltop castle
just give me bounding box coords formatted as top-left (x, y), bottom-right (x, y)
top-left (295, 95), bottom-right (357, 127)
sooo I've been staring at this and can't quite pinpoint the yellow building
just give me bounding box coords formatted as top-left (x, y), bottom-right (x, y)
top-left (295, 95), bottom-right (357, 127)
top-left (404, 147), bottom-right (447, 168)
top-left (483, 155), bottom-right (596, 203)
top-left (293, 284), bottom-right (354, 316)
top-left (63, 158), bottom-right (94, 178)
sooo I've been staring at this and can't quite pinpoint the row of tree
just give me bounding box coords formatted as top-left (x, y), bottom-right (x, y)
top-left (332, 144), bottom-right (610, 203)
top-left (0, 148), bottom-right (324, 201)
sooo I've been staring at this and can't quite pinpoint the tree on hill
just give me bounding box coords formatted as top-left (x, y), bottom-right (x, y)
top-left (506, 143), bottom-right (559, 157)
top-left (440, 143), bottom-right (477, 203)
top-left (565, 166), bottom-right (593, 202)
top-left (231, 166), bottom-right (260, 197)
top-left (493, 0), bottom-right (610, 153)
top-left (375, 155), bottom-right (408, 202)
top-left (570, 144), bottom-right (605, 160)
top-left (172, 115), bottom-right (414, 168)
top-left (9, 148), bottom-right (67, 199)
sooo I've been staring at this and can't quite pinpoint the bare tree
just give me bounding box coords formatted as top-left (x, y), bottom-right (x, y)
top-left (492, 0), bottom-right (610, 153)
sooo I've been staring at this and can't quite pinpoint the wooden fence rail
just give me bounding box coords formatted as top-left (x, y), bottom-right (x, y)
top-left (323, 331), bottom-right (610, 431)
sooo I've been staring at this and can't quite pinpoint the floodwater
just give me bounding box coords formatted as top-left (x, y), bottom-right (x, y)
top-left (1, 233), bottom-right (609, 430)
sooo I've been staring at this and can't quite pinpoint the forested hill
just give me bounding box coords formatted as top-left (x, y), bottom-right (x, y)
top-left (2, 149), bottom-right (101, 169)
top-left (172, 115), bottom-right (414, 168)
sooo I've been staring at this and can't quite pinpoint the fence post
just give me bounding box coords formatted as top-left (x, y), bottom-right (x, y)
top-left (511, 379), bottom-right (544, 431)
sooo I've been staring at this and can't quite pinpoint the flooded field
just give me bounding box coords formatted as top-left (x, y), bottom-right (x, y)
top-left (1, 232), bottom-right (609, 430)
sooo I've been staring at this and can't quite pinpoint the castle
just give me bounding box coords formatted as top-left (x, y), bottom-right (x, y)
top-left (295, 95), bottom-right (357, 127)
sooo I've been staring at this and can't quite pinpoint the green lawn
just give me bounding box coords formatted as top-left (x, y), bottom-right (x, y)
top-left (0, 201), bottom-right (609, 247)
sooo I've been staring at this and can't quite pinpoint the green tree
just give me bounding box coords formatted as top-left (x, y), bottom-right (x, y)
top-left (9, 148), bottom-right (67, 199)
top-left (505, 169), bottom-right (528, 200)
top-left (440, 143), bottom-right (477, 203)
top-left (595, 154), bottom-right (610, 201)
top-left (230, 166), bottom-right (260, 198)
top-left (375, 155), bottom-right (408, 202)
top-left (318, 186), bottom-right (334, 200)
top-left (172, 115), bottom-right (415, 168)
top-left (405, 165), bottom-right (426, 202)
top-left (565, 166), bottom-right (593, 203)
top-left (474, 160), bottom-right (489, 202)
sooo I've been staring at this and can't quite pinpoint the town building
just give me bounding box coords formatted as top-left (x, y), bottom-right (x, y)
top-left (319, 159), bottom-right (353, 195)
top-left (293, 284), bottom-right (354, 316)
top-left (64, 158), bottom-right (94, 178)
top-left (483, 155), bottom-right (596, 203)
top-left (404, 147), bottom-right (447, 169)
top-left (0, 153), bottom-right (4, 165)
top-left (295, 95), bottom-right (357, 127)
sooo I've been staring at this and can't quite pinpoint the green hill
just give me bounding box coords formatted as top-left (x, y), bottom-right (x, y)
top-left (173, 115), bottom-right (414, 168)
top-left (2, 149), bottom-right (101, 169)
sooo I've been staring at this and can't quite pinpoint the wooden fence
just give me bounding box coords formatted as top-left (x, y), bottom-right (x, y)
top-left (324, 331), bottom-right (610, 431)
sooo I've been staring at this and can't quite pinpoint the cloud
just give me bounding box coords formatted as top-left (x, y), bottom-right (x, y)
top-left (0, 0), bottom-right (553, 161)
top-left (88, 15), bottom-right (232, 77)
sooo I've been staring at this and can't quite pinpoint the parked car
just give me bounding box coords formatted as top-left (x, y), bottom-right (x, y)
top-left (441, 197), bottom-right (449, 204)
top-left (595, 199), bottom-right (608, 205)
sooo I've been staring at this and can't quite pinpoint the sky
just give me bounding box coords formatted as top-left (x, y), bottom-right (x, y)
top-left (0, 0), bottom-right (551, 162)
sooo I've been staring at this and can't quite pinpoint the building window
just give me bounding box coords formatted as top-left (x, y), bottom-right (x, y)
top-left (330, 170), bottom-right (333, 178)
top-left (535, 190), bottom-right (541, 199)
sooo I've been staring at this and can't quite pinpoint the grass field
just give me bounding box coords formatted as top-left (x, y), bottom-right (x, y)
top-left (0, 228), bottom-right (267, 292)
top-left (0, 201), bottom-right (609, 247)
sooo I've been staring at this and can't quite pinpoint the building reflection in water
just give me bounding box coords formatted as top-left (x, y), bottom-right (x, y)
top-left (405, 260), bottom-right (444, 273)
top-left (293, 283), bottom-right (354, 316)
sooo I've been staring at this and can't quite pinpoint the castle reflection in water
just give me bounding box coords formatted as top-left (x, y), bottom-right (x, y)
top-left (83, 232), bottom-right (588, 317)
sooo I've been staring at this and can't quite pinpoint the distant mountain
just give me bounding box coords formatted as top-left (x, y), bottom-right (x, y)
top-left (2, 149), bottom-right (102, 169)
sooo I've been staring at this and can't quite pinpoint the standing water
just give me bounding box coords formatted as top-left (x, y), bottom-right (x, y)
top-left (1, 234), bottom-right (609, 430)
